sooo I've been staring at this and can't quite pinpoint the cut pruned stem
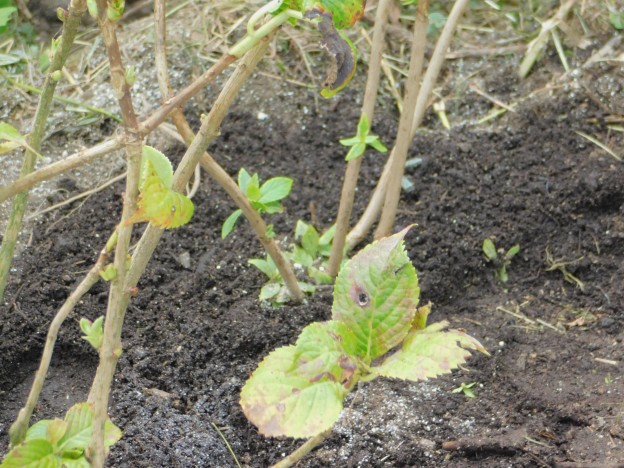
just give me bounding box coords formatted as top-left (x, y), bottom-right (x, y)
top-left (153, 0), bottom-right (303, 301)
top-left (346, 0), bottom-right (470, 250)
top-left (0, 0), bottom-right (87, 302)
top-left (272, 430), bottom-right (332, 468)
top-left (374, 0), bottom-right (429, 238)
top-left (326, 0), bottom-right (392, 278)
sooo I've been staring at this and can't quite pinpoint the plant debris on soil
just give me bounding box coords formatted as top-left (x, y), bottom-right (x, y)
top-left (1, 1), bottom-right (623, 466)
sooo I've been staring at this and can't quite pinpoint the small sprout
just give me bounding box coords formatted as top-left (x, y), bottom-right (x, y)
top-left (80, 316), bottom-right (104, 350)
top-left (482, 238), bottom-right (519, 283)
top-left (452, 382), bottom-right (477, 398)
top-left (221, 169), bottom-right (293, 238)
top-left (107, 0), bottom-right (125, 21)
top-left (339, 114), bottom-right (388, 161)
top-left (605, 373), bottom-right (613, 385)
top-left (125, 66), bottom-right (136, 87)
top-left (99, 264), bottom-right (117, 282)
top-left (56, 7), bottom-right (67, 22)
top-left (265, 224), bottom-right (276, 239)
top-left (50, 70), bottom-right (62, 81)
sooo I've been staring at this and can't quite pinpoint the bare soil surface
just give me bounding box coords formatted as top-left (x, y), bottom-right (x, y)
top-left (1, 5), bottom-right (623, 466)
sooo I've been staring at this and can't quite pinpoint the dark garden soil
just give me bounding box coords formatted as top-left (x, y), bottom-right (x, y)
top-left (1, 61), bottom-right (624, 467)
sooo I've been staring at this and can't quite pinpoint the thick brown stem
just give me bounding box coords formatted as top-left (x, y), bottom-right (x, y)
top-left (374, 0), bottom-right (429, 238)
top-left (326, 0), bottom-right (392, 277)
top-left (347, 0), bottom-right (470, 249)
top-left (87, 0), bottom-right (143, 464)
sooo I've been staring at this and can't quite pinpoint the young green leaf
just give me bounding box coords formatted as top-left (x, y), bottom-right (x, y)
top-left (79, 316), bottom-right (104, 351)
top-left (0, 6), bottom-right (16, 29)
top-left (292, 321), bottom-right (359, 384)
top-left (249, 256), bottom-right (280, 280)
top-left (301, 224), bottom-right (320, 258)
top-left (259, 282), bottom-right (281, 302)
top-left (240, 345), bottom-right (346, 438)
top-left (0, 122), bottom-right (42, 158)
top-left (221, 209), bottom-right (243, 239)
top-left (290, 246), bottom-right (314, 268)
top-left (332, 226), bottom-right (420, 361)
top-left (141, 146), bottom-right (173, 188)
top-left (339, 114), bottom-right (387, 161)
top-left (482, 238), bottom-right (497, 261)
top-left (505, 244), bottom-right (520, 260)
top-left (374, 321), bottom-right (488, 381)
top-left (238, 168), bottom-right (252, 193)
top-left (259, 177), bottom-right (293, 204)
top-left (0, 439), bottom-right (57, 467)
top-left (99, 264), bottom-right (117, 282)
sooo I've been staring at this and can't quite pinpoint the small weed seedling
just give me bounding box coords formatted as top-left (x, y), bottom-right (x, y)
top-left (482, 238), bottom-right (520, 283)
top-left (221, 168), bottom-right (293, 239)
top-left (452, 382), bottom-right (477, 398)
top-left (1, 403), bottom-right (121, 466)
top-left (241, 227), bottom-right (488, 438)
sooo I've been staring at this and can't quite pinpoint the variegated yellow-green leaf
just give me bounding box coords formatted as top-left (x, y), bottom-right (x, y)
top-left (127, 161), bottom-right (194, 229)
top-left (240, 345), bottom-right (347, 438)
top-left (374, 321), bottom-right (489, 381)
top-left (332, 226), bottom-right (420, 361)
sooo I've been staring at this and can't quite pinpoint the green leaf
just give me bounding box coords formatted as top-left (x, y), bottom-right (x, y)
top-left (482, 238), bottom-right (497, 260)
top-left (505, 244), bottom-right (520, 259)
top-left (238, 168), bottom-right (252, 193)
top-left (56, 403), bottom-right (121, 452)
top-left (0, 53), bottom-right (22, 66)
top-left (141, 146), bottom-right (173, 188)
top-left (261, 201), bottom-right (283, 214)
top-left (1, 439), bottom-right (60, 467)
top-left (246, 182), bottom-right (261, 202)
top-left (332, 226), bottom-right (420, 361)
top-left (610, 11), bottom-right (624, 30)
top-left (367, 138), bottom-right (388, 153)
top-left (259, 177), bottom-right (293, 204)
top-left (0, 6), bottom-right (16, 28)
top-left (294, 220), bottom-right (310, 240)
top-left (374, 321), bottom-right (488, 381)
top-left (292, 321), bottom-right (359, 384)
top-left (99, 264), bottom-right (116, 281)
top-left (221, 209), bottom-right (243, 239)
top-left (259, 282), bottom-right (281, 301)
top-left (249, 256), bottom-right (279, 280)
top-left (319, 224), bottom-right (336, 247)
top-left (127, 161), bottom-right (194, 229)
top-left (308, 266), bottom-right (333, 285)
top-left (357, 114), bottom-right (370, 137)
top-left (497, 265), bottom-right (508, 283)
top-left (301, 224), bottom-right (320, 258)
top-left (80, 316), bottom-right (103, 350)
top-left (240, 345), bottom-right (347, 438)
top-left (291, 246), bottom-right (314, 268)
top-left (339, 136), bottom-right (360, 146)
top-left (344, 142), bottom-right (366, 161)
top-left (0, 122), bottom-right (42, 158)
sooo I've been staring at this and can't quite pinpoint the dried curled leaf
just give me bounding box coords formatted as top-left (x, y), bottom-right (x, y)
top-left (374, 321), bottom-right (489, 381)
top-left (332, 226), bottom-right (420, 361)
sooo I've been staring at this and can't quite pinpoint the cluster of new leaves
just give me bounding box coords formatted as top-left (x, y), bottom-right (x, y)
top-left (1, 403), bottom-right (121, 467)
top-left (0, 121), bottom-right (41, 157)
top-left (221, 168), bottom-right (293, 239)
top-left (482, 238), bottom-right (520, 283)
top-left (79, 316), bottom-right (104, 350)
top-left (241, 227), bottom-right (488, 438)
top-left (126, 146), bottom-right (194, 230)
top-left (339, 114), bottom-right (388, 161)
top-left (249, 221), bottom-right (335, 304)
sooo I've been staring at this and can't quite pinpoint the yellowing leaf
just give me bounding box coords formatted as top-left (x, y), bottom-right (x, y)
top-left (240, 346), bottom-right (346, 438)
top-left (127, 161), bottom-right (194, 229)
top-left (332, 226), bottom-right (419, 361)
top-left (374, 321), bottom-right (488, 382)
